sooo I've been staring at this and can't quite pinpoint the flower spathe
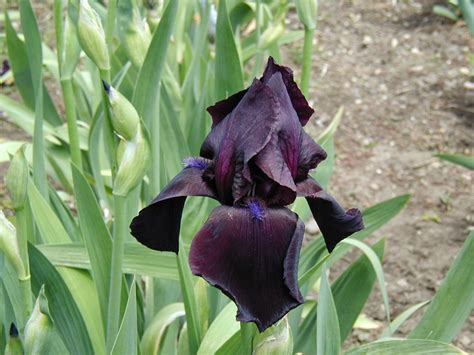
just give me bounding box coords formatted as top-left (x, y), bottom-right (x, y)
top-left (130, 57), bottom-right (364, 331)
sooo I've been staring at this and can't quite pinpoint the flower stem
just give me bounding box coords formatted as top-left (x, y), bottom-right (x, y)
top-left (240, 322), bottom-right (256, 354)
top-left (61, 78), bottom-right (83, 171)
top-left (105, 0), bottom-right (117, 54)
top-left (300, 26), bottom-right (315, 96)
top-left (99, 68), bottom-right (118, 177)
top-left (106, 193), bottom-right (126, 350)
top-left (16, 207), bottom-right (32, 319)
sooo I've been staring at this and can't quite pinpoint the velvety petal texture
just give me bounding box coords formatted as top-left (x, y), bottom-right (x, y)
top-left (200, 79), bottom-right (279, 204)
top-left (130, 165), bottom-right (217, 253)
top-left (297, 177), bottom-right (364, 252)
top-left (189, 204), bottom-right (304, 331)
top-left (261, 57), bottom-right (314, 126)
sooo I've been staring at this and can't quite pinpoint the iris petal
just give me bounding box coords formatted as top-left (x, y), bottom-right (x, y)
top-left (189, 205), bottom-right (304, 331)
top-left (297, 131), bottom-right (327, 182)
top-left (200, 79), bottom-right (279, 204)
top-left (297, 177), bottom-right (364, 252)
top-left (130, 167), bottom-right (217, 253)
top-left (261, 57), bottom-right (314, 126)
top-left (206, 89), bottom-right (247, 127)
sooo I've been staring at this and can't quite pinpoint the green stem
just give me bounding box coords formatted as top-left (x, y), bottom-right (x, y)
top-left (240, 322), bottom-right (256, 355)
top-left (300, 26), bottom-right (315, 96)
top-left (105, 0), bottom-right (117, 53)
top-left (106, 194), bottom-right (126, 350)
top-left (16, 207), bottom-right (32, 318)
top-left (61, 78), bottom-right (83, 170)
top-left (99, 68), bottom-right (118, 177)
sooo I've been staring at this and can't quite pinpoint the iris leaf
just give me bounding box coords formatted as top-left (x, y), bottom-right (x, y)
top-left (132, 0), bottom-right (178, 125)
top-left (332, 239), bottom-right (385, 343)
top-left (72, 164), bottom-right (113, 328)
top-left (4, 10), bottom-right (62, 126)
top-left (215, 0), bottom-right (244, 101)
top-left (197, 302), bottom-right (239, 355)
top-left (316, 266), bottom-right (340, 355)
top-left (111, 279), bottom-right (138, 355)
top-left (345, 339), bottom-right (464, 354)
top-left (29, 244), bottom-right (95, 354)
top-left (380, 300), bottom-right (429, 338)
top-left (36, 242), bottom-right (179, 280)
top-left (339, 239), bottom-right (391, 328)
top-left (28, 181), bottom-right (70, 244)
top-left (435, 153), bottom-right (474, 170)
top-left (141, 303), bottom-right (185, 355)
top-left (409, 231), bottom-right (474, 342)
top-left (177, 241), bottom-right (202, 354)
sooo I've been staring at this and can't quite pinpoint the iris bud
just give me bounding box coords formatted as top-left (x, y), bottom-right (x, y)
top-left (5, 145), bottom-right (29, 210)
top-left (24, 286), bottom-right (54, 354)
top-left (295, 0), bottom-right (318, 30)
top-left (103, 82), bottom-right (140, 140)
top-left (0, 211), bottom-right (26, 280)
top-left (123, 8), bottom-right (151, 68)
top-left (252, 318), bottom-right (293, 355)
top-left (114, 125), bottom-right (150, 196)
top-left (5, 323), bottom-right (23, 355)
top-left (77, 0), bottom-right (110, 70)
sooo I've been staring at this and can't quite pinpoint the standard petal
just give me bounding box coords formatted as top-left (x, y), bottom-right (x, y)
top-left (297, 177), bottom-right (364, 252)
top-left (261, 57), bottom-right (314, 126)
top-left (200, 79), bottom-right (279, 204)
top-left (130, 166), bottom-right (217, 253)
top-left (296, 131), bottom-right (327, 182)
top-left (189, 204), bottom-right (304, 332)
top-left (206, 89), bottom-right (247, 127)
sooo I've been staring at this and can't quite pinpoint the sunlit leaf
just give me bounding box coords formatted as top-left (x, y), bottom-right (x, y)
top-left (409, 231), bottom-right (474, 342)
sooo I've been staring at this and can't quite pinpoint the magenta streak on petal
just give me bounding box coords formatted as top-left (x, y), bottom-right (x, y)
top-left (248, 200), bottom-right (265, 221)
top-left (183, 157), bottom-right (210, 170)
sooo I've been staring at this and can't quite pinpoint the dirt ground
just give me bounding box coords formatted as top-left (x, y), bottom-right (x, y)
top-left (1, 0), bottom-right (473, 352)
top-left (286, 0), bottom-right (473, 351)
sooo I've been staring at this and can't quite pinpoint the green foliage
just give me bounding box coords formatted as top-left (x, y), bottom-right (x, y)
top-left (0, 0), bottom-right (471, 354)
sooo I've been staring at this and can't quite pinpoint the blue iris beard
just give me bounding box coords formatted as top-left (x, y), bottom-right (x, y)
top-left (183, 157), bottom-right (209, 170)
top-left (248, 200), bottom-right (265, 221)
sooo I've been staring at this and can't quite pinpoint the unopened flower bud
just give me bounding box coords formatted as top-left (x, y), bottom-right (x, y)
top-left (5, 145), bottom-right (29, 210)
top-left (123, 8), bottom-right (151, 68)
top-left (77, 0), bottom-right (110, 70)
top-left (295, 0), bottom-right (318, 30)
top-left (5, 323), bottom-right (23, 355)
top-left (103, 81), bottom-right (140, 140)
top-left (252, 318), bottom-right (293, 355)
top-left (24, 286), bottom-right (54, 354)
top-left (114, 125), bottom-right (150, 196)
top-left (0, 211), bottom-right (26, 279)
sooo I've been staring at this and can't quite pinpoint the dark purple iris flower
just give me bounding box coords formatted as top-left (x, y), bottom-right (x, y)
top-left (131, 57), bottom-right (364, 331)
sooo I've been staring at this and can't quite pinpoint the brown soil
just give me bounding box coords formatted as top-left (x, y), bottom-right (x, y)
top-left (1, 0), bottom-right (473, 352)
top-left (286, 0), bottom-right (473, 351)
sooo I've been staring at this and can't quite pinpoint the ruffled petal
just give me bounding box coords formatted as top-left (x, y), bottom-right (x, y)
top-left (206, 89), bottom-right (247, 127)
top-left (296, 177), bottom-right (364, 252)
top-left (130, 166), bottom-right (217, 253)
top-left (261, 57), bottom-right (314, 126)
top-left (200, 79), bottom-right (279, 204)
top-left (189, 204), bottom-right (304, 331)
